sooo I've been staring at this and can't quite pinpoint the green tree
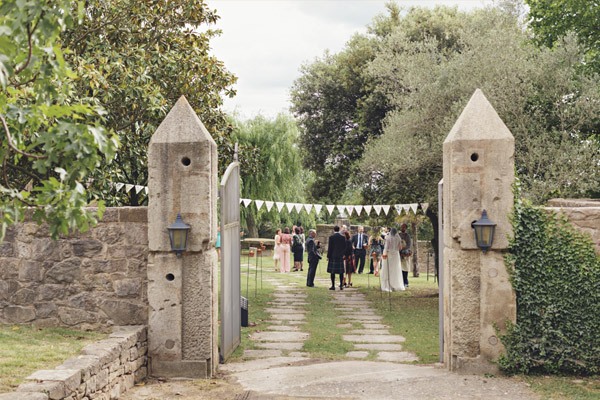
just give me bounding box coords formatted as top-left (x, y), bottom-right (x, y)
top-left (0, 0), bottom-right (118, 240)
top-left (62, 0), bottom-right (238, 206)
top-left (231, 114), bottom-right (310, 238)
top-left (526, 0), bottom-right (600, 73)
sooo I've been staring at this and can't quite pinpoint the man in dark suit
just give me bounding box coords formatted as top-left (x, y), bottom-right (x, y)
top-left (352, 226), bottom-right (369, 274)
top-left (327, 225), bottom-right (346, 290)
top-left (305, 229), bottom-right (321, 287)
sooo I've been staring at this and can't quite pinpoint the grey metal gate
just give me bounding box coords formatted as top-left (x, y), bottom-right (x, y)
top-left (219, 160), bottom-right (241, 362)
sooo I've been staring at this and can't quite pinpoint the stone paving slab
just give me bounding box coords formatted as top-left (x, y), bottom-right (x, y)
top-left (343, 334), bottom-right (405, 343)
top-left (288, 352), bottom-right (309, 358)
top-left (354, 343), bottom-right (403, 351)
top-left (340, 314), bottom-right (382, 320)
top-left (377, 351), bottom-right (419, 362)
top-left (254, 342), bottom-right (304, 351)
top-left (346, 351), bottom-right (369, 359)
top-left (243, 349), bottom-right (282, 358)
top-left (361, 323), bottom-right (389, 329)
top-left (349, 329), bottom-right (391, 335)
top-left (269, 313), bottom-right (306, 321)
top-left (336, 323), bottom-right (353, 328)
top-left (268, 302), bottom-right (308, 306)
top-left (251, 331), bottom-right (309, 342)
top-left (265, 308), bottom-right (305, 314)
top-left (219, 356), bottom-right (307, 373)
top-left (267, 325), bottom-right (301, 332)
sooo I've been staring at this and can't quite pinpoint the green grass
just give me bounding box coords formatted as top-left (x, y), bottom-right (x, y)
top-left (522, 375), bottom-right (600, 399)
top-left (0, 325), bottom-right (106, 393)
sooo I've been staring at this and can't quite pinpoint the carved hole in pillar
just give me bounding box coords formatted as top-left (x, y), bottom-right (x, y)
top-left (166, 273), bottom-right (175, 281)
top-left (470, 152), bottom-right (479, 162)
top-left (165, 339), bottom-right (175, 349)
top-left (181, 156), bottom-right (191, 166)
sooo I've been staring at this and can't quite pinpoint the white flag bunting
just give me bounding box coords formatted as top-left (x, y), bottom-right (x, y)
top-left (326, 205), bottom-right (336, 215)
top-left (265, 201), bottom-right (274, 211)
top-left (255, 200), bottom-right (264, 211)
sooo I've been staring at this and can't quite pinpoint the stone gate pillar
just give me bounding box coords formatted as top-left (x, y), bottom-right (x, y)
top-left (147, 96), bottom-right (218, 378)
top-left (442, 89), bottom-right (516, 374)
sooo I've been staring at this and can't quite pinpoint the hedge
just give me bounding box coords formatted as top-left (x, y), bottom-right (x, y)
top-left (499, 200), bottom-right (600, 375)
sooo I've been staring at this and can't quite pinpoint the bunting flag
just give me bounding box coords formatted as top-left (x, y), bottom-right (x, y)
top-left (421, 203), bottom-right (429, 213)
top-left (293, 203), bottom-right (303, 213)
top-left (364, 205), bottom-right (372, 215)
top-left (285, 202), bottom-right (294, 213)
top-left (144, 186), bottom-right (149, 195)
top-left (135, 185), bottom-right (145, 194)
top-left (355, 205), bottom-right (363, 216)
top-left (382, 205), bottom-right (391, 215)
top-left (373, 205), bottom-right (382, 215)
top-left (346, 205), bottom-right (355, 216)
top-left (115, 183), bottom-right (124, 192)
top-left (314, 204), bottom-right (323, 214)
top-left (410, 203), bottom-right (418, 214)
top-left (304, 204), bottom-right (313, 213)
top-left (275, 202), bottom-right (285, 212)
top-left (125, 184), bottom-right (134, 193)
top-left (265, 201), bottom-right (274, 211)
top-left (254, 200), bottom-right (264, 211)
top-left (337, 205), bottom-right (346, 216)
top-left (326, 205), bottom-right (336, 215)
top-left (242, 198), bottom-right (252, 207)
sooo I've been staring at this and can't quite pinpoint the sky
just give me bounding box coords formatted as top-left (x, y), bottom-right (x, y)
top-left (207, 0), bottom-right (494, 119)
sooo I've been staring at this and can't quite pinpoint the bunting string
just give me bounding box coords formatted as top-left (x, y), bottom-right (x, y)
top-left (110, 182), bottom-right (428, 216)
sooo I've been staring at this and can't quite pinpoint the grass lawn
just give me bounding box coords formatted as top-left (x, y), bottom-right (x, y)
top-left (0, 325), bottom-right (106, 393)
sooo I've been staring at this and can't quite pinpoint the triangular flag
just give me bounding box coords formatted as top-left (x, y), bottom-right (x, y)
top-left (337, 205), bottom-right (346, 216)
top-left (294, 203), bottom-right (303, 213)
top-left (239, 198), bottom-right (244, 204)
top-left (346, 206), bottom-right (354, 216)
top-left (403, 204), bottom-right (411, 213)
top-left (304, 204), bottom-right (313, 213)
top-left (242, 199), bottom-right (252, 207)
top-left (135, 185), bottom-right (145, 194)
top-left (125, 184), bottom-right (134, 193)
top-left (285, 202), bottom-right (294, 212)
top-left (275, 202), bottom-right (285, 212)
top-left (115, 183), bottom-right (124, 192)
top-left (394, 204), bottom-right (403, 215)
top-left (410, 203), bottom-right (418, 214)
top-left (373, 205), bottom-right (382, 215)
top-left (421, 203), bottom-right (429, 213)
top-left (355, 205), bottom-right (363, 216)
top-left (364, 205), bottom-right (372, 215)
top-left (144, 186), bottom-right (149, 194)
top-left (265, 201), bottom-right (274, 211)
top-left (382, 205), bottom-right (391, 215)
top-left (326, 205), bottom-right (336, 215)
top-left (255, 200), bottom-right (264, 211)
top-left (314, 204), bottom-right (323, 214)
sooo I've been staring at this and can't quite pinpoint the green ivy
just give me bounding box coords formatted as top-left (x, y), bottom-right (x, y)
top-left (499, 199), bottom-right (600, 375)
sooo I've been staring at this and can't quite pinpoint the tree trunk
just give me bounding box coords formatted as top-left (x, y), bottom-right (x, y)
top-left (426, 207), bottom-right (439, 286)
top-left (411, 221), bottom-right (419, 277)
top-left (246, 211), bottom-right (259, 238)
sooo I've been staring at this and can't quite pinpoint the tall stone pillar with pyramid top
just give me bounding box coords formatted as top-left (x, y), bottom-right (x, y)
top-left (147, 96), bottom-right (218, 378)
top-left (442, 89), bottom-right (516, 374)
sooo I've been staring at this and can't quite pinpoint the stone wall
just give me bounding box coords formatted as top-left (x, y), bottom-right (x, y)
top-left (0, 207), bottom-right (148, 331)
top-left (545, 198), bottom-right (600, 253)
top-left (0, 326), bottom-right (147, 400)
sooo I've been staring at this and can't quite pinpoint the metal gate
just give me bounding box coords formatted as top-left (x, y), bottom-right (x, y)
top-left (219, 161), bottom-right (241, 362)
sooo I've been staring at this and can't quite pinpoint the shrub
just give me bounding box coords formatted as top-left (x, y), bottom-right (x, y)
top-left (499, 200), bottom-right (600, 375)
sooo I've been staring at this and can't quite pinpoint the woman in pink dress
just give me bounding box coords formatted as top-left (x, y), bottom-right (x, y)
top-left (279, 227), bottom-right (292, 273)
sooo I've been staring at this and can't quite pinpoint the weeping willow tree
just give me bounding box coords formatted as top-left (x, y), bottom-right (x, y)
top-left (231, 114), bottom-right (312, 238)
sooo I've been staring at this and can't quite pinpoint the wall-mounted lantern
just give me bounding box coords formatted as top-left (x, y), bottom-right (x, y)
top-left (471, 209), bottom-right (496, 253)
top-left (167, 213), bottom-right (190, 257)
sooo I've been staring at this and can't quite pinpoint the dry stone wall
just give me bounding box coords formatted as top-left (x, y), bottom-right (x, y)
top-left (545, 199), bottom-right (600, 253)
top-left (0, 207), bottom-right (148, 331)
top-left (0, 326), bottom-right (147, 400)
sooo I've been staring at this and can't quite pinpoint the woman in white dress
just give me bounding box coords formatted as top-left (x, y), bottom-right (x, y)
top-left (381, 227), bottom-right (405, 292)
top-left (273, 229), bottom-right (281, 271)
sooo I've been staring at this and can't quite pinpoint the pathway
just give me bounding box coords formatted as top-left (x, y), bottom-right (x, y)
top-left (121, 272), bottom-right (540, 400)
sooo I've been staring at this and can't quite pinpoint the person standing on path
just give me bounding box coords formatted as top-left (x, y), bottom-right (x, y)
top-left (381, 227), bottom-right (405, 292)
top-left (343, 230), bottom-right (355, 287)
top-left (273, 228), bottom-right (282, 271)
top-left (352, 226), bottom-right (368, 274)
top-left (399, 223), bottom-right (412, 287)
top-left (279, 227), bottom-right (292, 273)
top-left (327, 225), bottom-right (346, 290)
top-left (305, 229), bottom-right (321, 287)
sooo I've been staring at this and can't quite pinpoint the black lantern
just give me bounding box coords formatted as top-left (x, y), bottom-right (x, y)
top-left (471, 210), bottom-right (496, 253)
top-left (167, 213), bottom-right (190, 257)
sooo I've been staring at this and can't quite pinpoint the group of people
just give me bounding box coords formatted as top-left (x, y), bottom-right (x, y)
top-left (325, 224), bottom-right (412, 291)
top-left (273, 223), bottom-right (412, 292)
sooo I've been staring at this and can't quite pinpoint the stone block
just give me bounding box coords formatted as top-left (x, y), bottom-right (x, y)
top-left (4, 305), bottom-right (36, 323)
top-left (112, 278), bottom-right (142, 297)
top-left (98, 299), bottom-right (146, 325)
top-left (81, 341), bottom-right (122, 366)
top-left (0, 280), bottom-right (19, 300)
top-left (17, 380), bottom-right (67, 400)
top-left (26, 369), bottom-right (81, 392)
top-left (12, 288), bottom-right (36, 305)
top-left (95, 369), bottom-right (109, 391)
top-left (31, 239), bottom-right (61, 262)
top-left (118, 208), bottom-right (148, 223)
top-left (122, 224), bottom-right (148, 245)
top-left (58, 307), bottom-right (96, 326)
top-left (58, 355), bottom-right (101, 382)
top-left (46, 259), bottom-right (82, 283)
top-left (92, 225), bottom-right (123, 245)
top-left (36, 284), bottom-right (68, 301)
top-left (72, 240), bottom-right (104, 258)
top-left (0, 393), bottom-right (48, 400)
top-left (19, 261), bottom-right (44, 282)
top-left (32, 318), bottom-right (60, 329)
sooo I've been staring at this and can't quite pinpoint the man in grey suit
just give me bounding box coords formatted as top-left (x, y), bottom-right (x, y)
top-left (327, 225), bottom-right (346, 290)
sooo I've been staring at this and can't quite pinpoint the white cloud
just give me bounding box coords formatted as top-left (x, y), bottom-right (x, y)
top-left (208, 0), bottom-right (492, 120)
